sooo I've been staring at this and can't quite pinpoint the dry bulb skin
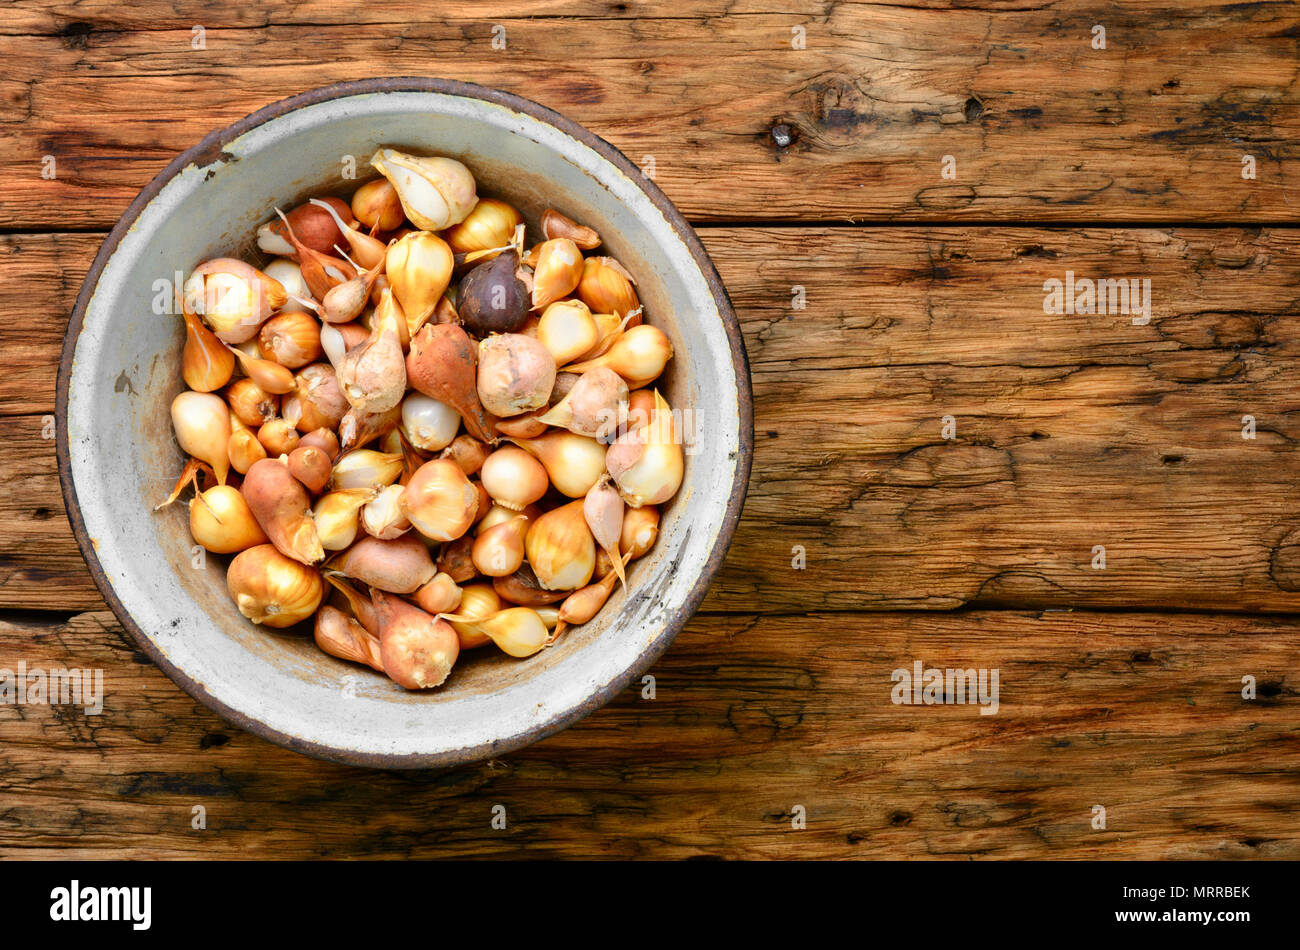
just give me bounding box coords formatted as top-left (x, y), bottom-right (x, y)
top-left (227, 544), bottom-right (324, 628)
top-left (190, 484), bottom-right (268, 554)
top-left (182, 307), bottom-right (235, 392)
top-left (155, 152), bottom-right (682, 691)
top-left (332, 534), bottom-right (436, 594)
top-left (315, 605), bottom-right (384, 672)
top-left (171, 391), bottom-right (231, 485)
top-left (577, 256), bottom-right (639, 318)
top-left (184, 259), bottom-right (288, 344)
top-left (351, 178), bottom-right (404, 231)
top-left (402, 458), bottom-right (478, 542)
top-left (386, 231), bottom-right (454, 337)
top-left (476, 334), bottom-right (556, 418)
top-left (401, 393), bottom-right (460, 453)
top-left (540, 367), bottom-right (628, 441)
top-left (241, 458), bottom-right (324, 565)
top-left (458, 249), bottom-right (530, 336)
top-left (525, 500), bottom-right (596, 591)
top-left (406, 323), bottom-right (497, 443)
top-left (370, 590), bottom-right (460, 689)
top-left (257, 198), bottom-right (350, 258)
top-left (370, 149), bottom-right (477, 232)
top-left (541, 208), bottom-right (601, 249)
top-left (606, 391), bottom-right (684, 508)
top-left (530, 238), bottom-right (584, 310)
top-left (445, 198), bottom-right (523, 257)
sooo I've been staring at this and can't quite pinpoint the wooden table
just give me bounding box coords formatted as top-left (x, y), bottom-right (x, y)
top-left (2, 1), bottom-right (1298, 859)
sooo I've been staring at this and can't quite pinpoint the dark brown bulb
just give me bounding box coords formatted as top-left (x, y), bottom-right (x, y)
top-left (458, 249), bottom-right (529, 336)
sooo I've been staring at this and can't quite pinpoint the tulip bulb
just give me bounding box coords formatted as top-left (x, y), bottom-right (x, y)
top-left (183, 259), bottom-right (288, 344)
top-left (539, 367), bottom-right (627, 441)
top-left (330, 449), bottom-right (404, 492)
top-left (351, 177), bottom-right (405, 231)
top-left (262, 258), bottom-right (313, 313)
top-left (227, 425), bottom-right (267, 474)
top-left (314, 605), bottom-right (384, 672)
top-left (337, 289), bottom-right (407, 414)
top-left (272, 207), bottom-right (356, 301)
top-left (415, 573), bottom-right (463, 616)
top-left (313, 488), bottom-right (375, 550)
top-left (288, 363), bottom-right (348, 433)
top-left (606, 391), bottom-right (683, 508)
top-left (510, 430), bottom-right (607, 498)
top-left (226, 544), bottom-right (324, 628)
top-left (537, 299), bottom-right (599, 366)
top-left (300, 427), bottom-right (340, 460)
top-left (190, 485), bottom-right (268, 554)
top-left (370, 590), bottom-right (460, 689)
top-left (439, 607), bottom-right (549, 658)
top-left (400, 393), bottom-right (460, 453)
top-left (259, 311), bottom-right (322, 369)
top-left (552, 558), bottom-right (627, 641)
top-left (458, 249), bottom-right (530, 336)
top-left (257, 418), bottom-right (300, 457)
top-left (524, 500), bottom-right (596, 591)
top-left (225, 377), bottom-right (278, 427)
top-left (402, 458), bottom-right (478, 542)
top-left (339, 404), bottom-right (402, 454)
top-left (577, 256), bottom-right (639, 318)
top-left (287, 445), bottom-right (331, 493)
top-left (317, 253), bottom-right (386, 325)
top-left (479, 446), bottom-right (549, 511)
top-left (333, 534), bottom-right (437, 594)
top-left (405, 324), bottom-right (497, 443)
top-left (370, 148), bottom-right (477, 231)
top-left (230, 345), bottom-right (297, 395)
top-left (308, 198), bottom-right (387, 270)
top-left (362, 484), bottom-right (411, 540)
top-left (445, 198), bottom-right (523, 257)
top-left (171, 391), bottom-right (231, 485)
top-left (476, 333), bottom-right (556, 418)
top-left (620, 505), bottom-right (660, 560)
top-left (471, 514), bottom-right (530, 577)
top-left (541, 208), bottom-right (601, 250)
top-left (241, 457), bottom-right (324, 564)
top-left (256, 198), bottom-right (350, 258)
top-left (530, 238), bottom-right (584, 310)
top-left (385, 231), bottom-right (453, 336)
top-left (564, 324), bottom-right (672, 389)
top-left (583, 475), bottom-right (626, 589)
top-left (181, 307), bottom-right (235, 392)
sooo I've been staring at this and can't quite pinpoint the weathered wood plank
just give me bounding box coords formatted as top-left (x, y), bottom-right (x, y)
top-left (0, 2), bottom-right (1297, 226)
top-left (0, 608), bottom-right (1294, 859)
top-left (8, 227), bottom-right (1300, 613)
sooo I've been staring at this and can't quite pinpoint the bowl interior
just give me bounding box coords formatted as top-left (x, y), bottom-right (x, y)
top-left (62, 86), bottom-right (747, 765)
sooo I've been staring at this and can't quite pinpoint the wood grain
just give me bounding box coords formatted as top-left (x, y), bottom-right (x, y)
top-left (9, 227), bottom-right (1300, 614)
top-left (0, 608), bottom-right (1294, 859)
top-left (4, 0), bottom-right (1300, 863)
top-left (0, 2), bottom-right (1297, 227)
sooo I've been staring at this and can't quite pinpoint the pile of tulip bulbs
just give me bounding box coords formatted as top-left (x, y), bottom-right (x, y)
top-left (161, 148), bottom-right (682, 690)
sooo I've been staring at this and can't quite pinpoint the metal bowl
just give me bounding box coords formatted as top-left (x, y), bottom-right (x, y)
top-left (56, 78), bottom-right (752, 767)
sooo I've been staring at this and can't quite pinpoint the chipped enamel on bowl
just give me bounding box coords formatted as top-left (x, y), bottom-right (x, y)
top-left (57, 79), bottom-right (752, 767)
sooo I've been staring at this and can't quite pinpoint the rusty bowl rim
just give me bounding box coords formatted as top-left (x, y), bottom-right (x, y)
top-left (56, 76), bottom-right (754, 769)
